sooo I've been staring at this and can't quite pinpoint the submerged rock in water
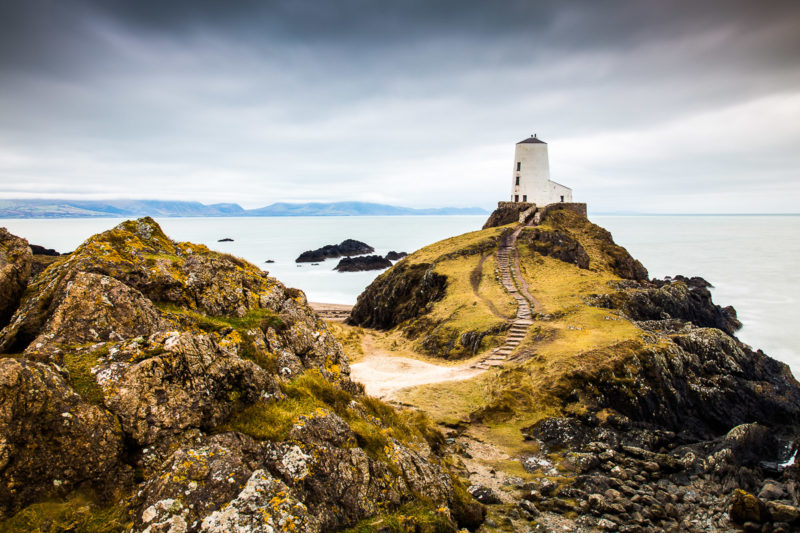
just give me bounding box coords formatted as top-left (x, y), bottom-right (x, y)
top-left (334, 255), bottom-right (392, 272)
top-left (296, 239), bottom-right (374, 263)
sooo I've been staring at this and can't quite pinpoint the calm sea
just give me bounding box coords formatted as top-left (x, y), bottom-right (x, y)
top-left (1, 215), bottom-right (798, 375)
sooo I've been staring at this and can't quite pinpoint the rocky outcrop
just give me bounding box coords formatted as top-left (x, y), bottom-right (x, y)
top-left (557, 327), bottom-right (800, 440)
top-left (519, 227), bottom-right (590, 269)
top-left (541, 208), bottom-right (648, 280)
top-left (0, 229), bottom-right (32, 330)
top-left (334, 254), bottom-right (392, 272)
top-left (0, 218), bottom-right (344, 365)
top-left (296, 239), bottom-right (374, 263)
top-left (347, 261), bottom-right (447, 329)
top-left (98, 332), bottom-right (279, 445)
top-left (0, 358), bottom-right (124, 518)
top-left (594, 277), bottom-right (742, 335)
top-left (23, 272), bottom-right (170, 360)
top-left (0, 217), bottom-right (470, 531)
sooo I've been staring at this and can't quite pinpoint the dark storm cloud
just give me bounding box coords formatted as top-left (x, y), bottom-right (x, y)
top-left (0, 0), bottom-right (799, 212)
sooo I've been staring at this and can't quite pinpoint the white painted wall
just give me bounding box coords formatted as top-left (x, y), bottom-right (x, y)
top-left (510, 137), bottom-right (572, 205)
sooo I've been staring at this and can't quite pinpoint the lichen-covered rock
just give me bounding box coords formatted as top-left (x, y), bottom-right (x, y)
top-left (0, 228), bottom-right (32, 330)
top-left (730, 489), bottom-right (768, 524)
top-left (0, 217), bottom-right (350, 383)
top-left (200, 470), bottom-right (318, 533)
top-left (97, 332), bottom-right (278, 445)
top-left (135, 432), bottom-right (264, 531)
top-left (280, 444), bottom-right (405, 530)
top-left (0, 358), bottom-right (123, 517)
top-left (23, 272), bottom-right (170, 359)
top-left (288, 408), bottom-right (357, 447)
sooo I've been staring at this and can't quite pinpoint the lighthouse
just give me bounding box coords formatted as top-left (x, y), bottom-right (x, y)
top-left (511, 134), bottom-right (572, 205)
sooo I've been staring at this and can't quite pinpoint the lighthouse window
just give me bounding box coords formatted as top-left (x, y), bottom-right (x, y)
top-left (516, 162), bottom-right (521, 171)
top-left (515, 176), bottom-right (520, 185)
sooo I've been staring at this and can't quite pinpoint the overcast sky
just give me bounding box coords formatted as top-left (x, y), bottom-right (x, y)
top-left (1, 0), bottom-right (798, 213)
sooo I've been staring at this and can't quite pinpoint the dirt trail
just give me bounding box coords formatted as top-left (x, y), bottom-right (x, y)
top-left (349, 334), bottom-right (483, 399)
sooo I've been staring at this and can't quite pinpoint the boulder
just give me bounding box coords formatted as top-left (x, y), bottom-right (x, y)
top-left (97, 331), bottom-right (278, 445)
top-left (767, 501), bottom-right (800, 523)
top-left (134, 432), bottom-right (264, 531)
top-left (468, 485), bottom-right (502, 505)
top-left (22, 272), bottom-right (170, 360)
top-left (0, 358), bottom-right (123, 517)
top-left (200, 470), bottom-right (318, 533)
top-left (730, 489), bottom-right (767, 524)
top-left (0, 228), bottom-right (32, 329)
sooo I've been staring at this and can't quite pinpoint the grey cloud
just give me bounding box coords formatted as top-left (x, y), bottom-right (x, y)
top-left (0, 0), bottom-right (798, 212)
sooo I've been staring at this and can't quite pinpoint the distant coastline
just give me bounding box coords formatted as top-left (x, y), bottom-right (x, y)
top-left (0, 199), bottom-right (488, 219)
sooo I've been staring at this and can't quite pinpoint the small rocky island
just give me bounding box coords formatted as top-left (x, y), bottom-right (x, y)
top-left (385, 251), bottom-right (408, 261)
top-left (333, 254), bottom-right (392, 272)
top-left (295, 239), bottom-right (374, 262)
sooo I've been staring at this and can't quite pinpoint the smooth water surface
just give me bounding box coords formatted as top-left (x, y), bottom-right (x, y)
top-left (1, 214), bottom-right (797, 374)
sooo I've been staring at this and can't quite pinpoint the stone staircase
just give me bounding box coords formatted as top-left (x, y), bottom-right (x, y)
top-left (472, 226), bottom-right (536, 370)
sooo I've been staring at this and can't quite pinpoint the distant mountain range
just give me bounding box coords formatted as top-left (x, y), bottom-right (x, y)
top-left (0, 200), bottom-right (488, 218)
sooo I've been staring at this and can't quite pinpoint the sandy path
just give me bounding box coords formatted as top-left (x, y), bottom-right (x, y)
top-left (349, 335), bottom-right (484, 399)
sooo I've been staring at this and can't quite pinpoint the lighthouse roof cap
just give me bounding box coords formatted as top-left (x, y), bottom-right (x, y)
top-left (518, 135), bottom-right (546, 144)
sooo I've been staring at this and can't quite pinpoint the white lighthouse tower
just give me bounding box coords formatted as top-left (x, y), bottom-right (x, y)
top-left (511, 134), bottom-right (572, 205)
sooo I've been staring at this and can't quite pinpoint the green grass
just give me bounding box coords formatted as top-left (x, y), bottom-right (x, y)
top-left (0, 492), bottom-right (129, 533)
top-left (156, 303), bottom-right (284, 333)
top-left (62, 344), bottom-right (110, 405)
top-left (339, 502), bottom-right (455, 533)
top-left (218, 371), bottom-right (444, 461)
